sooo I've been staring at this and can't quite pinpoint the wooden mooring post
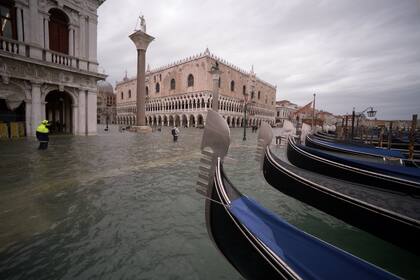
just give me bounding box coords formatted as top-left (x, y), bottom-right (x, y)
top-left (408, 114), bottom-right (418, 160)
top-left (387, 121), bottom-right (393, 150)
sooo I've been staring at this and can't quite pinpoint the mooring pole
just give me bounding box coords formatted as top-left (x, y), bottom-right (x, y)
top-left (351, 108), bottom-right (355, 141)
top-left (387, 121), bottom-right (393, 150)
top-left (408, 114), bottom-right (417, 160)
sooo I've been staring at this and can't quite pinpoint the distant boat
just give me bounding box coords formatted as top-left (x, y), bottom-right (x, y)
top-left (196, 110), bottom-right (399, 280)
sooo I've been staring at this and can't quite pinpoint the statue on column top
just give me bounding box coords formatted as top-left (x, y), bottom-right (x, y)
top-left (140, 15), bottom-right (146, 32)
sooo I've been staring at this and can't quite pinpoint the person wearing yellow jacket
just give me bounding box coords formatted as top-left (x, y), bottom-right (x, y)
top-left (36, 120), bottom-right (50, 150)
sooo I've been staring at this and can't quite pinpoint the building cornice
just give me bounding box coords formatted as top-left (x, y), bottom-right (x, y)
top-left (115, 48), bottom-right (276, 90)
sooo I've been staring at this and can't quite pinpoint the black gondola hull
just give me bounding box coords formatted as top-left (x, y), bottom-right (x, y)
top-left (287, 138), bottom-right (420, 196)
top-left (206, 167), bottom-right (294, 280)
top-left (262, 149), bottom-right (420, 255)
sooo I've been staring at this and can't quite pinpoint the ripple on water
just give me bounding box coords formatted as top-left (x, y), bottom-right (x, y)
top-left (0, 127), bottom-right (418, 279)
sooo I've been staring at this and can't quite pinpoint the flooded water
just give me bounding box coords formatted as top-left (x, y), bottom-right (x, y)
top-left (0, 126), bottom-right (418, 279)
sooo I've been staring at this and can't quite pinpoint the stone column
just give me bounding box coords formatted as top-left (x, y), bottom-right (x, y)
top-left (43, 15), bottom-right (49, 50)
top-left (129, 29), bottom-right (154, 128)
top-left (72, 104), bottom-right (78, 135)
top-left (31, 82), bottom-right (42, 135)
top-left (25, 100), bottom-right (32, 136)
top-left (87, 90), bottom-right (97, 135)
top-left (209, 64), bottom-right (221, 112)
top-left (88, 16), bottom-right (97, 62)
top-left (16, 6), bottom-right (23, 42)
top-left (78, 89), bottom-right (86, 135)
top-left (69, 25), bottom-right (75, 56)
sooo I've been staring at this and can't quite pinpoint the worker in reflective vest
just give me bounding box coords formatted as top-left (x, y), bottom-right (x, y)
top-left (36, 120), bottom-right (50, 150)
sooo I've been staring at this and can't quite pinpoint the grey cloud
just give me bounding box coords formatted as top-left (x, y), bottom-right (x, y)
top-left (97, 0), bottom-right (420, 120)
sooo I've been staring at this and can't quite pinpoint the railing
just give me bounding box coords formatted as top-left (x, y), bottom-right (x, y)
top-left (0, 37), bottom-right (24, 55)
top-left (44, 49), bottom-right (79, 68)
top-left (0, 36), bottom-right (99, 73)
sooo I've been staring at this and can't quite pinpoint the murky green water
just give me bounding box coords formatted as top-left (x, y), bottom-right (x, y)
top-left (0, 126), bottom-right (418, 279)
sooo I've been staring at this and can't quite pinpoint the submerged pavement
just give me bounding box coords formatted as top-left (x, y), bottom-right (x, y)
top-left (0, 126), bottom-right (418, 279)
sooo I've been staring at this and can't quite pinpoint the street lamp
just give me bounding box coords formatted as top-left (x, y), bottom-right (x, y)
top-left (243, 92), bottom-right (249, 141)
top-left (351, 106), bottom-right (377, 140)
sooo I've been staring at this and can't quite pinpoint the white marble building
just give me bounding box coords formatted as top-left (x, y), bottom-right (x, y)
top-left (0, 0), bottom-right (106, 136)
top-left (275, 100), bottom-right (298, 125)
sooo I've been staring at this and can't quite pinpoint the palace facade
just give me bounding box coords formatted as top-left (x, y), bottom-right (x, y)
top-left (0, 0), bottom-right (106, 136)
top-left (97, 80), bottom-right (116, 125)
top-left (115, 48), bottom-right (276, 128)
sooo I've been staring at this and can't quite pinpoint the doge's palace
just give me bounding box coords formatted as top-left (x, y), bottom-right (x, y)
top-left (115, 48), bottom-right (276, 128)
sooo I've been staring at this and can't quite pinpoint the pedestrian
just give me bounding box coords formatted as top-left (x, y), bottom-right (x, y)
top-left (171, 126), bottom-right (180, 142)
top-left (36, 120), bottom-right (50, 150)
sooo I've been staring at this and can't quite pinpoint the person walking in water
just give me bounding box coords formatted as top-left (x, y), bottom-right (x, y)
top-left (36, 120), bottom-right (50, 150)
top-left (171, 126), bottom-right (180, 142)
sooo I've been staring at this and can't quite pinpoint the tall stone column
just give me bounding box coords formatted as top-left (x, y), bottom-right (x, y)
top-left (129, 28), bottom-right (154, 130)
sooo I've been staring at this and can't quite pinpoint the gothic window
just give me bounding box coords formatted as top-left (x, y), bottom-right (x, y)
top-left (49, 8), bottom-right (69, 54)
top-left (121, 92), bottom-right (123, 99)
top-left (128, 90), bottom-right (131, 98)
top-left (251, 91), bottom-right (255, 99)
top-left (243, 85), bottom-right (246, 95)
top-left (0, 0), bottom-right (17, 39)
top-left (170, 79), bottom-right (176, 90)
top-left (218, 77), bottom-right (221, 88)
top-left (258, 91), bottom-right (261, 100)
top-left (230, 81), bottom-right (235, 92)
top-left (156, 83), bottom-right (160, 93)
top-left (146, 86), bottom-right (149, 96)
top-left (187, 74), bottom-right (194, 87)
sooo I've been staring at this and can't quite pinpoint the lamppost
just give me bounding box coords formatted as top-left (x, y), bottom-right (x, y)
top-left (105, 105), bottom-right (110, 131)
top-left (351, 106), bottom-right (377, 140)
top-left (243, 91), bottom-right (249, 141)
top-left (243, 89), bottom-right (256, 141)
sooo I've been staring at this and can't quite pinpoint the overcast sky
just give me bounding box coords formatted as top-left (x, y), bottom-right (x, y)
top-left (97, 0), bottom-right (420, 120)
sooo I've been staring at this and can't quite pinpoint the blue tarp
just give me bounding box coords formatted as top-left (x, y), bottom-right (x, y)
top-left (229, 196), bottom-right (398, 280)
top-left (311, 137), bottom-right (404, 158)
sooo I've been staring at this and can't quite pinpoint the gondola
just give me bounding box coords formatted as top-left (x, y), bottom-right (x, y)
top-left (286, 136), bottom-right (420, 196)
top-left (313, 132), bottom-right (420, 153)
top-left (256, 124), bottom-right (420, 255)
top-left (307, 135), bottom-right (420, 167)
top-left (196, 110), bottom-right (398, 280)
top-left (311, 132), bottom-right (420, 162)
top-left (306, 135), bottom-right (406, 160)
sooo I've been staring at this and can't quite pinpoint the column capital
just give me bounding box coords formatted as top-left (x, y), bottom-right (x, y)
top-left (129, 30), bottom-right (155, 51)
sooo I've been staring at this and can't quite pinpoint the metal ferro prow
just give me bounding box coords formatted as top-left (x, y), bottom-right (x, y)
top-left (196, 110), bottom-right (231, 197)
top-left (256, 122), bottom-right (273, 169)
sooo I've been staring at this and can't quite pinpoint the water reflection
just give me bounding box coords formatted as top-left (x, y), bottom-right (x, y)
top-left (0, 126), bottom-right (418, 279)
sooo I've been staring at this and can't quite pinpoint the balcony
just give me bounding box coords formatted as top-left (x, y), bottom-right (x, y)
top-left (0, 36), bottom-right (98, 73)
